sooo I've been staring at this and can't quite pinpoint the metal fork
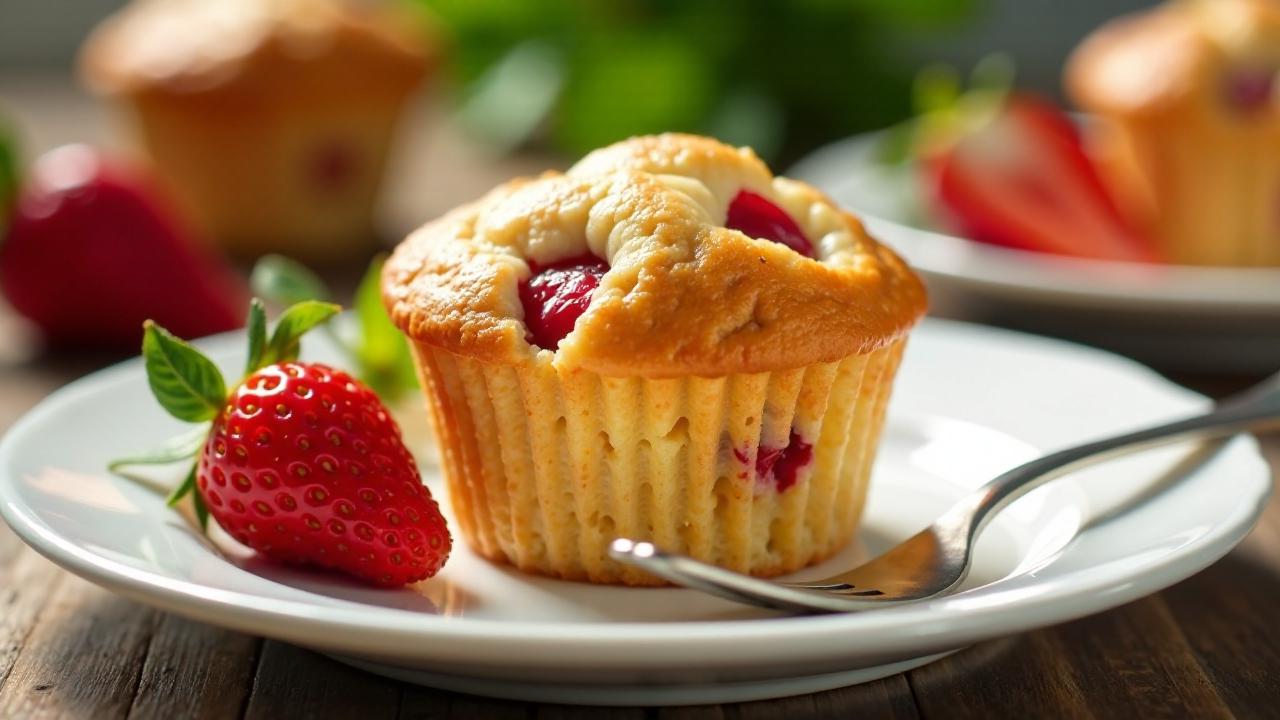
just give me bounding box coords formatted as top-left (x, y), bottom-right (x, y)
top-left (608, 372), bottom-right (1280, 614)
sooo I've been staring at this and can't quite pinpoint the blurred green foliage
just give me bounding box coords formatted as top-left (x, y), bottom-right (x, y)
top-left (421, 0), bottom-right (977, 162)
top-left (0, 120), bottom-right (18, 236)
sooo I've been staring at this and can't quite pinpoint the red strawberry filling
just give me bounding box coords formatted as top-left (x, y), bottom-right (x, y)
top-left (518, 253), bottom-right (608, 350)
top-left (735, 431), bottom-right (814, 492)
top-left (726, 190), bottom-right (814, 258)
top-left (1224, 67), bottom-right (1275, 114)
top-left (307, 139), bottom-right (360, 194)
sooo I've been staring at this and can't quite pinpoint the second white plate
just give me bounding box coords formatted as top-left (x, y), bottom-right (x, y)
top-left (790, 133), bottom-right (1280, 371)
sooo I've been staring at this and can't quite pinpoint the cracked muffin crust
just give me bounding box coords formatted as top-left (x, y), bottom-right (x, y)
top-left (385, 134), bottom-right (926, 584)
top-left (384, 133), bottom-right (925, 376)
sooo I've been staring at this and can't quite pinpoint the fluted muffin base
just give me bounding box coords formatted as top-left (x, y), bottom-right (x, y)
top-left (412, 340), bottom-right (906, 585)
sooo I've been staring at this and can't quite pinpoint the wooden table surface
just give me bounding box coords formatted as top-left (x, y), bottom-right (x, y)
top-left (2, 75), bottom-right (1279, 719)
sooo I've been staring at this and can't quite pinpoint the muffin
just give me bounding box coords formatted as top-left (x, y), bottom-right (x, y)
top-left (384, 134), bottom-right (927, 585)
top-left (81, 0), bottom-right (432, 263)
top-left (1068, 0), bottom-right (1280, 266)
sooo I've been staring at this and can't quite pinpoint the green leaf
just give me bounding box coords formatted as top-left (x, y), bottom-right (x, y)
top-left (264, 300), bottom-right (341, 366)
top-left (193, 489), bottom-right (209, 531)
top-left (250, 255), bottom-right (330, 307)
top-left (245, 299), bottom-right (267, 375)
top-left (108, 424), bottom-right (209, 473)
top-left (970, 53), bottom-right (1016, 96)
top-left (554, 32), bottom-right (714, 154)
top-left (0, 120), bottom-right (18, 235)
top-left (913, 63), bottom-right (961, 116)
top-left (457, 40), bottom-right (564, 152)
top-left (166, 462), bottom-right (209, 532)
top-left (143, 321), bottom-right (227, 422)
top-left (165, 462), bottom-right (197, 507)
top-left (354, 256), bottom-right (419, 399)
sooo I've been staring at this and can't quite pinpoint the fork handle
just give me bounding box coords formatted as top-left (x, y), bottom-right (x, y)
top-left (945, 375), bottom-right (1280, 545)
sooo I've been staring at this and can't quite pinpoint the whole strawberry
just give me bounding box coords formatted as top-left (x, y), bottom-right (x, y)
top-left (113, 299), bottom-right (451, 586)
top-left (0, 143), bottom-right (246, 348)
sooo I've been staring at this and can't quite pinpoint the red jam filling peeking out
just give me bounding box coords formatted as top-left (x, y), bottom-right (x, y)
top-left (1224, 67), bottom-right (1275, 114)
top-left (726, 190), bottom-right (814, 258)
top-left (307, 139), bottom-right (361, 195)
top-left (735, 431), bottom-right (814, 492)
top-left (519, 190), bottom-right (810, 350)
top-left (519, 253), bottom-right (609, 350)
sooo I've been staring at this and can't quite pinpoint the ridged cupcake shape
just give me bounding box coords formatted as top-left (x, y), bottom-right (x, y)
top-left (80, 0), bottom-right (432, 262)
top-left (1068, 0), bottom-right (1280, 266)
top-left (385, 134), bottom-right (926, 584)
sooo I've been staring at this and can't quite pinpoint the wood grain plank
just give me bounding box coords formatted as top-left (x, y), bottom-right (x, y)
top-left (0, 572), bottom-right (157, 719)
top-left (0, 550), bottom-right (67, 692)
top-left (807, 676), bottom-right (919, 720)
top-left (241, 641), bottom-right (400, 720)
top-left (0, 521), bottom-right (22, 567)
top-left (1162, 485), bottom-right (1280, 717)
top-left (910, 596), bottom-right (1231, 720)
top-left (535, 703), bottom-right (645, 719)
top-left (395, 684), bottom-right (453, 720)
top-left (655, 706), bottom-right (724, 720)
top-left (1055, 597), bottom-right (1229, 719)
top-left (701, 671), bottom-right (921, 717)
top-left (399, 684), bottom-right (528, 720)
top-left (910, 636), bottom-right (1092, 719)
top-left (125, 614), bottom-right (261, 720)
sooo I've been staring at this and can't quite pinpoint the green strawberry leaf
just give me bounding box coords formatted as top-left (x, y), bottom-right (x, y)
top-left (245, 298), bottom-right (267, 375)
top-left (107, 424), bottom-right (209, 473)
top-left (143, 321), bottom-right (227, 423)
top-left (354, 255), bottom-right (419, 399)
top-left (193, 488), bottom-right (209, 531)
top-left (0, 120), bottom-right (17, 235)
top-left (263, 300), bottom-right (341, 366)
top-left (250, 255), bottom-right (330, 306)
top-left (165, 463), bottom-right (196, 506)
top-left (166, 462), bottom-right (209, 532)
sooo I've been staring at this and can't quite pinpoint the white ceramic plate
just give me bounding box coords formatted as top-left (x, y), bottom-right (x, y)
top-left (790, 133), bottom-right (1280, 371)
top-left (0, 320), bottom-right (1270, 706)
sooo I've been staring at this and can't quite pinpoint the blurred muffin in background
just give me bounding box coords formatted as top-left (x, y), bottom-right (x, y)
top-left (81, 0), bottom-right (434, 264)
top-left (1068, 0), bottom-right (1280, 267)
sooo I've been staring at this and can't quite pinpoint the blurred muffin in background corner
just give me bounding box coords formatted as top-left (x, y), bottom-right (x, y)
top-left (81, 0), bottom-right (434, 264)
top-left (1068, 0), bottom-right (1280, 267)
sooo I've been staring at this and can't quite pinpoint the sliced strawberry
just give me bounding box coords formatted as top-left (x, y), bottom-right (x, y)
top-left (919, 94), bottom-right (1158, 263)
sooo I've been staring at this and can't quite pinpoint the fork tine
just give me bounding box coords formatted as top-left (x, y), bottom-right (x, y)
top-left (608, 539), bottom-right (909, 614)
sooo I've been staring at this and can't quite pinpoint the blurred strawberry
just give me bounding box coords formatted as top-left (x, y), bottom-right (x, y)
top-left (916, 83), bottom-right (1157, 263)
top-left (0, 143), bottom-right (246, 349)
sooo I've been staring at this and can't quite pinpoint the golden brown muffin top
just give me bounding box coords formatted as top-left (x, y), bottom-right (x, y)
top-left (383, 134), bottom-right (927, 378)
top-left (81, 0), bottom-right (429, 96)
top-left (1068, 0), bottom-right (1280, 118)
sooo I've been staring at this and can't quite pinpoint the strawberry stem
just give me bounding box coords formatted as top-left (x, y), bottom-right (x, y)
top-left (165, 462), bottom-right (208, 531)
top-left (107, 424), bottom-right (209, 472)
top-left (245, 299), bottom-right (267, 375)
top-left (261, 300), bottom-right (341, 367)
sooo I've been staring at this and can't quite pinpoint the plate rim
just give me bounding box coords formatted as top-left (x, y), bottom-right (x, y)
top-left (789, 132), bottom-right (1280, 313)
top-left (0, 319), bottom-right (1271, 667)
